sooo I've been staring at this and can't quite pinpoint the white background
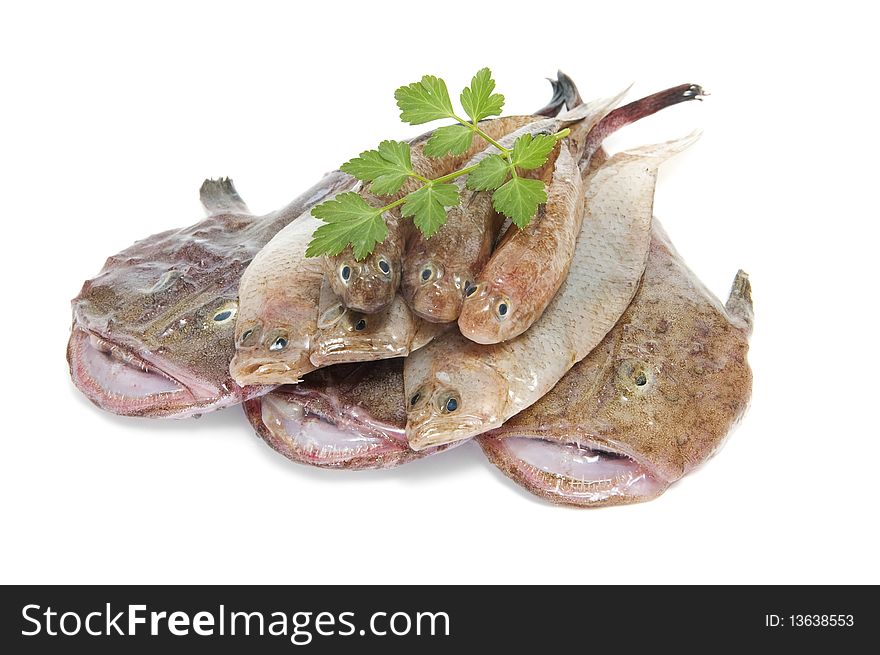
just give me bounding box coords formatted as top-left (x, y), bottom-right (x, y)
top-left (2, 1), bottom-right (877, 584)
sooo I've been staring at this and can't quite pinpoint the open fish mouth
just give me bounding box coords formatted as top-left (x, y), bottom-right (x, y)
top-left (244, 388), bottom-right (452, 470)
top-left (479, 433), bottom-right (668, 507)
top-left (67, 327), bottom-right (221, 418)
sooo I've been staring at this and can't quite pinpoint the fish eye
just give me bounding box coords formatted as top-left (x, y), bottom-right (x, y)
top-left (238, 325), bottom-right (261, 347)
top-left (410, 392), bottom-right (421, 406)
top-left (266, 329), bottom-right (290, 352)
top-left (464, 282), bottom-right (478, 298)
top-left (494, 296), bottom-right (511, 319)
top-left (212, 302), bottom-right (238, 324)
top-left (354, 318), bottom-right (367, 331)
top-left (439, 394), bottom-right (460, 414)
top-left (616, 359), bottom-right (653, 392)
top-left (377, 259), bottom-right (391, 275)
top-left (340, 264), bottom-right (352, 283)
top-left (420, 264), bottom-right (439, 285)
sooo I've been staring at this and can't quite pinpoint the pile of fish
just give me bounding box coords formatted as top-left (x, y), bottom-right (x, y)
top-left (67, 74), bottom-right (753, 507)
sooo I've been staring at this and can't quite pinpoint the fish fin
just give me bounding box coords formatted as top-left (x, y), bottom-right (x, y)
top-left (619, 130), bottom-right (702, 161)
top-left (533, 71), bottom-right (583, 117)
top-left (558, 84), bottom-right (632, 124)
top-left (725, 270), bottom-right (754, 336)
top-left (199, 177), bottom-right (250, 215)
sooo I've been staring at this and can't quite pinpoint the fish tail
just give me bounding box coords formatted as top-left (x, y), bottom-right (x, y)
top-left (533, 70), bottom-right (583, 117)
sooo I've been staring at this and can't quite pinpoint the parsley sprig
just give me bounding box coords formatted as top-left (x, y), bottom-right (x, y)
top-left (306, 68), bottom-right (569, 260)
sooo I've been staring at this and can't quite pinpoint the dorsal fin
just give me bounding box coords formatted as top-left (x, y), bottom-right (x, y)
top-left (534, 70), bottom-right (583, 117)
top-left (725, 270), bottom-right (754, 336)
top-left (199, 177), bottom-right (250, 216)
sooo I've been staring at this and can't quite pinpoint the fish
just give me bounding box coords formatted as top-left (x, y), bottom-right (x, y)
top-left (404, 133), bottom-right (698, 450)
top-left (229, 121), bottom-right (550, 388)
top-left (478, 223), bottom-right (753, 507)
top-left (309, 279), bottom-right (446, 366)
top-left (325, 73), bottom-right (584, 315)
top-left (400, 89), bottom-right (628, 324)
top-left (67, 172), bottom-right (354, 418)
top-left (243, 359), bottom-right (454, 469)
top-left (459, 83), bottom-right (706, 344)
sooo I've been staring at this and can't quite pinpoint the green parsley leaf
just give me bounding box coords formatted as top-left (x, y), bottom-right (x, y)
top-left (492, 177), bottom-right (547, 228)
top-left (307, 192), bottom-right (388, 260)
top-left (401, 183), bottom-right (460, 237)
top-left (394, 75), bottom-right (456, 125)
top-left (460, 68), bottom-right (505, 123)
top-left (340, 140), bottom-right (414, 196)
top-left (510, 133), bottom-right (558, 170)
top-left (424, 124), bottom-right (474, 158)
top-left (466, 154), bottom-right (510, 191)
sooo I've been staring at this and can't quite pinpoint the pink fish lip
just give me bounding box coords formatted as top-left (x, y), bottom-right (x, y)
top-left (479, 429), bottom-right (669, 507)
top-left (245, 388), bottom-right (451, 470)
top-left (67, 325), bottom-right (234, 418)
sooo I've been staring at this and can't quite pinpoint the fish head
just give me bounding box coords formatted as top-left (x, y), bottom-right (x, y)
top-left (401, 245), bottom-right (474, 324)
top-left (457, 279), bottom-right (514, 344)
top-left (67, 211), bottom-right (264, 417)
top-left (405, 336), bottom-right (509, 450)
top-left (326, 244), bottom-right (400, 314)
top-left (229, 295), bottom-right (316, 386)
top-left (310, 291), bottom-right (419, 366)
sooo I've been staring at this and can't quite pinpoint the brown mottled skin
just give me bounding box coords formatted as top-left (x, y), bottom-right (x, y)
top-left (68, 173), bottom-right (354, 417)
top-left (243, 359), bottom-right (452, 470)
top-left (479, 223), bottom-right (753, 506)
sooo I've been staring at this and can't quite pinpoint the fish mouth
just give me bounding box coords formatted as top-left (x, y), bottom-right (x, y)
top-left (244, 388), bottom-right (451, 470)
top-left (67, 326), bottom-right (227, 418)
top-left (479, 432), bottom-right (668, 507)
top-left (407, 414), bottom-right (498, 451)
top-left (309, 336), bottom-right (408, 367)
top-left (229, 354), bottom-right (312, 386)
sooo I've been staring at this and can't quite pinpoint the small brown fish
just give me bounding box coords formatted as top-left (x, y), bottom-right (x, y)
top-left (479, 223), bottom-right (753, 507)
top-left (243, 359), bottom-right (454, 470)
top-left (68, 173), bottom-right (353, 417)
top-left (309, 278), bottom-right (445, 366)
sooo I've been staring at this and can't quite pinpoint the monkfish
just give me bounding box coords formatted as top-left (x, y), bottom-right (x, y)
top-left (479, 223), bottom-right (753, 507)
top-left (243, 359), bottom-right (454, 469)
top-left (68, 173), bottom-right (354, 417)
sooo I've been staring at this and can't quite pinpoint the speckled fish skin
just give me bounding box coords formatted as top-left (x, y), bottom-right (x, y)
top-left (326, 114), bottom-right (549, 314)
top-left (478, 223), bottom-right (753, 507)
top-left (68, 173), bottom-right (353, 418)
top-left (404, 133), bottom-right (698, 450)
top-left (243, 359), bottom-right (454, 469)
top-left (457, 141), bottom-right (582, 341)
top-left (309, 278), bottom-right (445, 366)
top-left (459, 83), bottom-right (706, 344)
